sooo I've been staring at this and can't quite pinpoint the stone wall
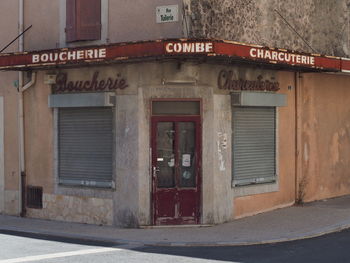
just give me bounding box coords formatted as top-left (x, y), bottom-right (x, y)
top-left (186, 0), bottom-right (350, 57)
top-left (27, 194), bottom-right (113, 225)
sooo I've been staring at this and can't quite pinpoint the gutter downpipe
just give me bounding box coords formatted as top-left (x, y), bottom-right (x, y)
top-left (18, 0), bottom-right (36, 217)
top-left (18, 0), bottom-right (24, 217)
top-left (19, 72), bottom-right (36, 216)
top-left (294, 71), bottom-right (302, 204)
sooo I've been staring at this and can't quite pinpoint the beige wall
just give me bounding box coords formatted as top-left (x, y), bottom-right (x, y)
top-left (233, 71), bottom-right (297, 218)
top-left (24, 0), bottom-right (60, 51)
top-left (23, 72), bottom-right (54, 192)
top-left (108, 0), bottom-right (183, 43)
top-left (300, 73), bottom-right (350, 202)
top-left (0, 96), bottom-right (4, 213)
top-left (0, 0), bottom-right (20, 215)
top-left (23, 0), bottom-right (184, 50)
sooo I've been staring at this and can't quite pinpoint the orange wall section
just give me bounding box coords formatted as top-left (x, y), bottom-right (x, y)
top-left (234, 71), bottom-right (296, 218)
top-left (300, 73), bottom-right (350, 202)
top-left (23, 72), bottom-right (54, 193)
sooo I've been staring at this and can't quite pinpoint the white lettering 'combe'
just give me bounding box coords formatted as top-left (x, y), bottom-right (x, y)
top-left (165, 42), bottom-right (214, 53)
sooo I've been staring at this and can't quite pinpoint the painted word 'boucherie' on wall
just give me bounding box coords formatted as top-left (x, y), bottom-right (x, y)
top-left (52, 71), bottom-right (128, 93)
top-left (32, 48), bottom-right (106, 64)
top-left (249, 48), bottom-right (315, 66)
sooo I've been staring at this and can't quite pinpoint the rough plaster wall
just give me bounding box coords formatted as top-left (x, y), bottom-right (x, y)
top-left (234, 71), bottom-right (296, 218)
top-left (137, 61), bottom-right (234, 224)
top-left (24, 72), bottom-right (54, 193)
top-left (114, 95), bottom-right (140, 228)
top-left (0, 97), bottom-right (3, 214)
top-left (109, 0), bottom-right (183, 43)
top-left (137, 61), bottom-right (216, 224)
top-left (4, 190), bottom-right (19, 215)
top-left (301, 73), bottom-right (350, 202)
top-left (1, 74), bottom-right (19, 216)
top-left (27, 194), bottom-right (113, 225)
top-left (0, 0), bottom-right (20, 215)
top-left (24, 0), bottom-right (60, 51)
top-left (188, 0), bottom-right (350, 56)
top-left (212, 95), bottom-right (232, 223)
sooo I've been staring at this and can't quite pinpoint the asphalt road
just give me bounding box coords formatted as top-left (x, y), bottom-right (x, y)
top-left (1, 228), bottom-right (350, 263)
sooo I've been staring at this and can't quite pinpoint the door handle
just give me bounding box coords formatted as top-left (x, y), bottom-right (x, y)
top-left (153, 166), bottom-right (160, 178)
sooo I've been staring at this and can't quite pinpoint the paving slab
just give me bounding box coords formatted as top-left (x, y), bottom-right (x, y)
top-left (1, 195), bottom-right (350, 246)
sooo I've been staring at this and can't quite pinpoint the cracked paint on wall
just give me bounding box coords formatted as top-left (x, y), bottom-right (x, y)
top-left (217, 132), bottom-right (227, 171)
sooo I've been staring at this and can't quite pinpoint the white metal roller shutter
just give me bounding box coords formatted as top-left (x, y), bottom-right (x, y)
top-left (58, 107), bottom-right (113, 187)
top-left (233, 107), bottom-right (276, 186)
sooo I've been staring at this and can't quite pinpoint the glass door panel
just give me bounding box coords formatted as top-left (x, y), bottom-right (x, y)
top-left (156, 122), bottom-right (175, 188)
top-left (178, 122), bottom-right (196, 188)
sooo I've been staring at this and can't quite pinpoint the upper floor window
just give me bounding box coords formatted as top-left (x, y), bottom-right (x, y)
top-left (66, 0), bottom-right (101, 42)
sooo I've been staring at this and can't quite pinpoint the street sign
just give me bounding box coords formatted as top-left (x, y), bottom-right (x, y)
top-left (156, 5), bottom-right (179, 23)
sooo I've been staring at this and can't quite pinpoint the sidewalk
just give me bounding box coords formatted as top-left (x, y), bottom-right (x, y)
top-left (1, 195), bottom-right (350, 247)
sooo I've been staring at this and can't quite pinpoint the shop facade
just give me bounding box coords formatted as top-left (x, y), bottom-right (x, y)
top-left (1, 39), bottom-right (350, 227)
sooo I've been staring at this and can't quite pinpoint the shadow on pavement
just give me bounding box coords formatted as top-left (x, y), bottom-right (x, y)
top-left (0, 229), bottom-right (119, 247)
top-left (131, 228), bottom-right (350, 263)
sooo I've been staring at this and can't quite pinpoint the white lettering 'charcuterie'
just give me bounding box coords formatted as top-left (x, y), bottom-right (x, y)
top-left (249, 48), bottom-right (315, 66)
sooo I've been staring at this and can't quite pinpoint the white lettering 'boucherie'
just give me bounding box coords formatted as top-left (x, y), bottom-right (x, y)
top-left (249, 48), bottom-right (315, 66)
top-left (165, 42), bottom-right (213, 53)
top-left (31, 48), bottom-right (107, 64)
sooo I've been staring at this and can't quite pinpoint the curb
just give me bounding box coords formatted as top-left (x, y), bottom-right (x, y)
top-left (1, 223), bottom-right (350, 247)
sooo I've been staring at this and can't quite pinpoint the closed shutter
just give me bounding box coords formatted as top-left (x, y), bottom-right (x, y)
top-left (66, 0), bottom-right (101, 42)
top-left (233, 107), bottom-right (276, 186)
top-left (58, 107), bottom-right (113, 187)
top-left (66, 0), bottom-right (77, 42)
top-left (76, 0), bottom-right (101, 41)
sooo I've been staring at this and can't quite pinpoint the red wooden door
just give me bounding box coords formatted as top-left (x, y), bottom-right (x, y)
top-left (151, 116), bottom-right (201, 225)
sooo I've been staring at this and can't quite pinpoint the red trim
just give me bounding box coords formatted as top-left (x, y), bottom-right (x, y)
top-left (0, 39), bottom-right (348, 73)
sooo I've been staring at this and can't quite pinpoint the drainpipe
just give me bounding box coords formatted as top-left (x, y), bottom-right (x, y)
top-left (294, 71), bottom-right (302, 203)
top-left (18, 0), bottom-right (24, 216)
top-left (18, 72), bottom-right (36, 217)
top-left (18, 0), bottom-right (36, 217)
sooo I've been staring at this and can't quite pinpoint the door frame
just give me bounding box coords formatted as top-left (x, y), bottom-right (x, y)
top-left (150, 99), bottom-right (202, 225)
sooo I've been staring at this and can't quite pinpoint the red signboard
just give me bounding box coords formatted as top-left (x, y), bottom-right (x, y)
top-left (0, 39), bottom-right (348, 73)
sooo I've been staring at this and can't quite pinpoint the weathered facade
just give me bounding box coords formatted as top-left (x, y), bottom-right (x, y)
top-left (0, 0), bottom-right (350, 227)
top-left (186, 0), bottom-right (350, 56)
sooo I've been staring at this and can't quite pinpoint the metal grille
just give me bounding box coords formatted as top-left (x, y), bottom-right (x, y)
top-left (233, 107), bottom-right (276, 186)
top-left (26, 186), bottom-right (43, 209)
top-left (58, 107), bottom-right (113, 187)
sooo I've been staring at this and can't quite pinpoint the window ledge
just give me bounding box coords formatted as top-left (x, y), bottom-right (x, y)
top-left (233, 181), bottom-right (279, 197)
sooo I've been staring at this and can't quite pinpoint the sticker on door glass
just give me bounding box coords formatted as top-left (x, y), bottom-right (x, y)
top-left (182, 170), bottom-right (191, 179)
top-left (182, 154), bottom-right (191, 167)
top-left (168, 158), bottom-right (175, 167)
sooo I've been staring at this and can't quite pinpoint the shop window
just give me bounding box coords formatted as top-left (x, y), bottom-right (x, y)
top-left (232, 106), bottom-right (276, 186)
top-left (66, 0), bottom-right (101, 42)
top-left (58, 107), bottom-right (113, 188)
